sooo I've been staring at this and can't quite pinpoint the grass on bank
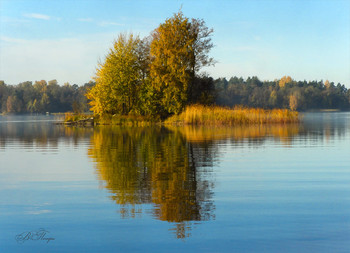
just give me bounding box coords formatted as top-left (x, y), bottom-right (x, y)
top-left (64, 112), bottom-right (157, 126)
top-left (164, 105), bottom-right (300, 125)
top-left (64, 112), bottom-right (92, 122)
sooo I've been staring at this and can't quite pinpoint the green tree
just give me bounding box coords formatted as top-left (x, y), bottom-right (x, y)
top-left (86, 33), bottom-right (144, 115)
top-left (0, 81), bottom-right (7, 111)
top-left (6, 95), bottom-right (22, 113)
top-left (289, 94), bottom-right (298, 111)
top-left (189, 74), bottom-right (215, 105)
top-left (150, 12), bottom-right (193, 116)
top-left (269, 89), bottom-right (278, 107)
top-left (150, 11), bottom-right (214, 116)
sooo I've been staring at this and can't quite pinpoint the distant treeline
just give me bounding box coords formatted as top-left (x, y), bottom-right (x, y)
top-left (0, 75), bottom-right (349, 114)
top-left (214, 76), bottom-right (350, 110)
top-left (0, 80), bottom-right (94, 114)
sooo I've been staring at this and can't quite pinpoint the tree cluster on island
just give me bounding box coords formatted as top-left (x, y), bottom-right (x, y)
top-left (86, 11), bottom-right (215, 119)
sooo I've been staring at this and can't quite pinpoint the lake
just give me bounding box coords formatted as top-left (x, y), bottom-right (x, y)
top-left (1, 112), bottom-right (350, 252)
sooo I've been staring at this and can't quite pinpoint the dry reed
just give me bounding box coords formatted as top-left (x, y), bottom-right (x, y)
top-left (165, 105), bottom-right (300, 125)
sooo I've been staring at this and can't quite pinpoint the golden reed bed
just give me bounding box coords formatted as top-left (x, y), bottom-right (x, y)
top-left (165, 105), bottom-right (300, 125)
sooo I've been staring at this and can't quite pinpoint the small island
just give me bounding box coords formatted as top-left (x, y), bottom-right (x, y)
top-left (67, 11), bottom-right (302, 126)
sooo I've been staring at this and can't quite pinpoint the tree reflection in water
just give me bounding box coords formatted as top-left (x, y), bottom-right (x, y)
top-left (88, 124), bottom-right (300, 238)
top-left (88, 126), bottom-right (216, 238)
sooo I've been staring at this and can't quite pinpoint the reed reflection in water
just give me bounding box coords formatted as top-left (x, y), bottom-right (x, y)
top-left (88, 124), bottom-right (301, 238)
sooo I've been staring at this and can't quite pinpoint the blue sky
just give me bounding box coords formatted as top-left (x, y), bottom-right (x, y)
top-left (0, 0), bottom-right (349, 87)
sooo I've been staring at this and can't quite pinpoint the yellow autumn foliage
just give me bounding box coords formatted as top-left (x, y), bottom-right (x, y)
top-left (279, 75), bottom-right (293, 88)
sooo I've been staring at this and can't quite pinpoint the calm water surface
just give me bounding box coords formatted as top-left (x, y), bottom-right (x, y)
top-left (0, 113), bottom-right (350, 252)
